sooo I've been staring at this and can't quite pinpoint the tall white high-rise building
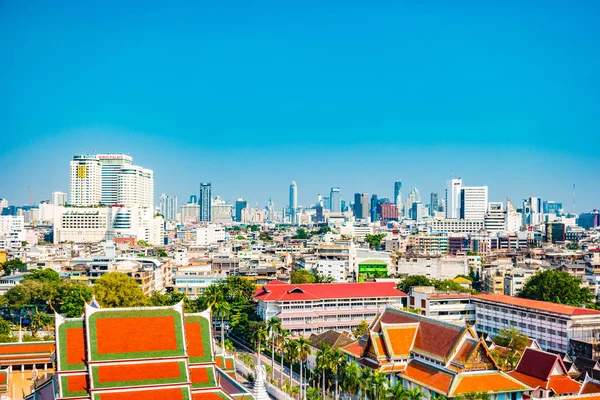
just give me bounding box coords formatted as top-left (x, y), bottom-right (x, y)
top-left (507, 198), bottom-right (523, 232)
top-left (445, 178), bottom-right (462, 219)
top-left (404, 188), bottom-right (421, 219)
top-left (0, 199), bottom-right (9, 210)
top-left (52, 191), bottom-right (67, 206)
top-left (212, 196), bottom-right (232, 224)
top-left (484, 202), bottom-right (506, 232)
top-left (70, 155), bottom-right (102, 206)
top-left (330, 187), bottom-right (341, 213)
top-left (289, 180), bottom-right (298, 224)
top-left (117, 165), bottom-right (154, 207)
top-left (460, 186), bottom-right (488, 221)
top-left (97, 154), bottom-right (133, 205)
top-left (394, 180), bottom-right (402, 217)
top-left (159, 194), bottom-right (178, 221)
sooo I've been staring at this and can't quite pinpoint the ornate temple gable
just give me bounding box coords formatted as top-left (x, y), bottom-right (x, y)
top-left (464, 340), bottom-right (497, 371)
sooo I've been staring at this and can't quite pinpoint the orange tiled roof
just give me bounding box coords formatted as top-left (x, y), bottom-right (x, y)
top-left (547, 375), bottom-right (582, 395)
top-left (383, 325), bottom-right (417, 358)
top-left (452, 372), bottom-right (529, 395)
top-left (371, 332), bottom-right (387, 358)
top-left (581, 380), bottom-right (600, 394)
top-left (401, 361), bottom-right (453, 394)
top-left (342, 340), bottom-right (366, 357)
top-left (474, 294), bottom-right (600, 316)
top-left (453, 339), bottom-right (477, 365)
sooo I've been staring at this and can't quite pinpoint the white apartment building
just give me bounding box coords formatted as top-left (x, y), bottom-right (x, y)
top-left (484, 202), bottom-right (507, 232)
top-left (180, 203), bottom-right (200, 224)
top-left (196, 224), bottom-right (226, 246)
top-left (316, 260), bottom-right (347, 282)
top-left (460, 186), bottom-right (488, 221)
top-left (473, 294), bottom-right (600, 354)
top-left (426, 218), bottom-right (484, 234)
top-left (409, 286), bottom-right (476, 324)
top-left (315, 243), bottom-right (356, 281)
top-left (53, 205), bottom-right (164, 245)
top-left (445, 178), bottom-right (462, 219)
top-left (503, 268), bottom-right (538, 296)
top-left (255, 281), bottom-right (407, 336)
top-left (393, 255), bottom-right (468, 279)
top-left (52, 191), bottom-right (67, 206)
top-left (97, 154), bottom-right (133, 205)
top-left (0, 215), bottom-right (25, 240)
top-left (70, 155), bottom-right (102, 206)
top-left (506, 198), bottom-right (522, 232)
top-left (118, 165), bottom-right (154, 208)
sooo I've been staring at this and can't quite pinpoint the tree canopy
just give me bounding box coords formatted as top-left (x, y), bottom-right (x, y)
top-left (0, 259), bottom-right (26, 275)
top-left (518, 269), bottom-right (594, 306)
top-left (24, 268), bottom-right (61, 283)
top-left (352, 320), bottom-right (369, 338)
top-left (291, 269), bottom-right (314, 284)
top-left (92, 272), bottom-right (147, 308)
top-left (491, 326), bottom-right (529, 370)
top-left (397, 275), bottom-right (470, 294)
top-left (364, 234), bottom-right (386, 250)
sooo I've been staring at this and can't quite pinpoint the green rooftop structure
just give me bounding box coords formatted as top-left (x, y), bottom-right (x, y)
top-left (358, 259), bottom-right (389, 282)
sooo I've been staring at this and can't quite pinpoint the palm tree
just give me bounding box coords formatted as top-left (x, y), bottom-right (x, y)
top-left (315, 344), bottom-right (331, 399)
top-left (329, 348), bottom-right (346, 400)
top-left (295, 337), bottom-right (312, 400)
top-left (388, 383), bottom-right (407, 400)
top-left (251, 321), bottom-right (268, 367)
top-left (369, 370), bottom-right (388, 400)
top-left (279, 329), bottom-right (291, 384)
top-left (212, 300), bottom-right (231, 353)
top-left (286, 339), bottom-right (299, 388)
top-left (341, 360), bottom-right (361, 398)
top-left (404, 387), bottom-right (424, 400)
top-left (358, 367), bottom-right (372, 400)
top-left (267, 316), bottom-right (282, 381)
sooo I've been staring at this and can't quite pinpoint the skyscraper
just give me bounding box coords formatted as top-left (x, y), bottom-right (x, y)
top-left (394, 180), bottom-right (402, 217)
top-left (235, 198), bottom-right (248, 222)
top-left (159, 194), bottom-right (178, 221)
top-left (289, 181), bottom-right (298, 224)
top-left (70, 155), bottom-right (102, 206)
top-left (370, 194), bottom-right (379, 222)
top-left (199, 183), bottom-right (212, 222)
top-left (430, 193), bottom-right (439, 214)
top-left (117, 165), bottom-right (154, 208)
top-left (460, 186), bottom-right (488, 221)
top-left (266, 198), bottom-right (275, 223)
top-left (404, 188), bottom-right (421, 219)
top-left (445, 178), bottom-right (462, 219)
top-left (353, 193), bottom-right (362, 218)
top-left (97, 154), bottom-right (133, 205)
top-left (330, 187), bottom-right (341, 213)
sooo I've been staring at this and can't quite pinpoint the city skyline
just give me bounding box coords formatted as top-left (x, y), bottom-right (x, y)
top-left (1, 1), bottom-right (599, 211)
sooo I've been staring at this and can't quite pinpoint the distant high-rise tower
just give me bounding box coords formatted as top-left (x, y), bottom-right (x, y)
top-left (189, 195), bottom-right (197, 204)
top-left (159, 194), bottom-right (178, 221)
top-left (460, 186), bottom-right (488, 221)
top-left (199, 183), bottom-right (212, 222)
top-left (430, 193), bottom-right (439, 214)
top-left (70, 155), bottom-right (102, 206)
top-left (266, 198), bottom-right (275, 223)
top-left (289, 181), bottom-right (298, 224)
top-left (370, 194), bottom-right (379, 222)
top-left (97, 154), bottom-right (133, 205)
top-left (394, 180), bottom-right (402, 216)
top-left (330, 187), bottom-right (341, 213)
top-left (235, 198), bottom-right (248, 222)
top-left (445, 178), bottom-right (462, 219)
top-left (52, 191), bottom-right (67, 206)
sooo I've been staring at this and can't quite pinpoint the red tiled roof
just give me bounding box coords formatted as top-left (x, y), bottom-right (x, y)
top-left (401, 361), bottom-right (453, 394)
top-left (547, 375), bottom-right (582, 394)
top-left (453, 339), bottom-right (477, 364)
top-left (342, 340), bottom-right (367, 357)
top-left (509, 371), bottom-right (545, 390)
top-left (515, 348), bottom-right (562, 380)
top-left (453, 373), bottom-right (529, 394)
top-left (380, 309), bottom-right (463, 359)
top-left (474, 294), bottom-right (600, 316)
top-left (254, 281), bottom-right (407, 301)
top-left (581, 380), bottom-right (600, 394)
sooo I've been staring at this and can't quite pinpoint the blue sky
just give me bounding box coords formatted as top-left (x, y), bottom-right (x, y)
top-left (1, 0), bottom-right (599, 212)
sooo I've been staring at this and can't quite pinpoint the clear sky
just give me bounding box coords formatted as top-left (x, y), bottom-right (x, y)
top-left (1, 0), bottom-right (599, 212)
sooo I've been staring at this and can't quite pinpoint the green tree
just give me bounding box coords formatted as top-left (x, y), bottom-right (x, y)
top-left (292, 228), bottom-right (311, 240)
top-left (93, 272), bottom-right (147, 308)
top-left (0, 319), bottom-right (12, 335)
top-left (267, 316), bottom-right (281, 381)
top-left (291, 269), bottom-right (315, 284)
top-left (1, 259), bottom-right (26, 275)
top-left (29, 311), bottom-right (53, 336)
top-left (295, 337), bottom-right (312, 400)
top-left (352, 320), bottom-right (369, 338)
top-left (259, 232), bottom-right (273, 241)
top-left (54, 281), bottom-right (93, 318)
top-left (433, 279), bottom-right (469, 292)
top-left (368, 370), bottom-right (388, 400)
top-left (340, 360), bottom-right (361, 398)
top-left (455, 392), bottom-right (490, 400)
top-left (358, 367), bottom-right (372, 400)
top-left (137, 240), bottom-right (149, 246)
top-left (312, 273), bottom-right (334, 283)
top-left (329, 347), bottom-right (346, 400)
top-left (519, 269), bottom-right (593, 306)
top-left (278, 329), bottom-right (292, 384)
top-left (315, 344), bottom-right (331, 399)
top-left (364, 234), bottom-right (386, 250)
top-left (491, 326), bottom-right (529, 370)
top-left (24, 268), bottom-right (61, 283)
top-left (318, 225), bottom-right (332, 235)
top-left (156, 248), bottom-right (168, 257)
top-left (213, 300), bottom-right (231, 353)
top-left (397, 275), bottom-right (432, 293)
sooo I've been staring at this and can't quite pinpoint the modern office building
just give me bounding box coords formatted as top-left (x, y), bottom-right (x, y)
top-left (235, 198), bottom-right (248, 222)
top-left (255, 281), bottom-right (407, 336)
top-left (51, 191), bottom-right (67, 206)
top-left (460, 186), bottom-right (488, 221)
top-left (427, 218), bottom-right (484, 234)
top-left (370, 194), bottom-right (378, 222)
top-left (394, 180), bottom-right (402, 217)
top-left (578, 210), bottom-right (600, 229)
top-left (0, 215), bottom-right (25, 242)
top-left (117, 165), bottom-right (154, 207)
top-left (430, 192), bottom-right (439, 213)
top-left (97, 153), bottom-right (133, 205)
top-left (380, 203), bottom-right (399, 222)
top-left (523, 197), bottom-right (543, 226)
top-left (484, 202), bottom-right (507, 232)
top-left (330, 187), bottom-right (341, 213)
top-left (544, 200), bottom-right (563, 215)
top-left (199, 183), bottom-right (212, 222)
top-left (289, 180), bottom-right (298, 224)
top-left (180, 202), bottom-right (200, 224)
top-left (70, 155), bottom-right (102, 206)
top-left (445, 178), bottom-right (462, 219)
top-left (159, 194), bottom-right (178, 221)
top-left (353, 193), bottom-right (369, 220)
top-left (404, 188), bottom-right (421, 219)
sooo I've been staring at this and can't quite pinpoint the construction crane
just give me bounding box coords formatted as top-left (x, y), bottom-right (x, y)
top-left (28, 186), bottom-right (36, 227)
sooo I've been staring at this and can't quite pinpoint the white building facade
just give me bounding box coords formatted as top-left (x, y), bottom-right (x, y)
top-left (70, 155), bottom-right (102, 206)
top-left (460, 186), bottom-right (488, 221)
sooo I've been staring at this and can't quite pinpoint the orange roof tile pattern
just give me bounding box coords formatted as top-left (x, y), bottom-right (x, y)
top-left (474, 294), bottom-right (600, 316)
top-left (452, 339), bottom-right (477, 365)
top-left (92, 386), bottom-right (190, 400)
top-left (382, 325), bottom-right (417, 358)
top-left (401, 361), bottom-right (453, 394)
top-left (254, 281), bottom-right (407, 301)
top-left (341, 340), bottom-right (367, 357)
top-left (452, 373), bottom-right (529, 394)
top-left (581, 380), bottom-right (600, 394)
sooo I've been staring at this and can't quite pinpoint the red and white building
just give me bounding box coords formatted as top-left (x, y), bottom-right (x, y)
top-left (254, 281), bottom-right (407, 336)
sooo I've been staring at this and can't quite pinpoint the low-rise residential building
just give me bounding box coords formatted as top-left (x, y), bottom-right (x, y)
top-left (503, 268), bottom-right (538, 296)
top-left (408, 286), bottom-right (475, 324)
top-left (254, 281), bottom-right (407, 336)
top-left (473, 294), bottom-right (600, 354)
top-left (406, 234), bottom-right (448, 254)
top-left (392, 255), bottom-right (468, 280)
